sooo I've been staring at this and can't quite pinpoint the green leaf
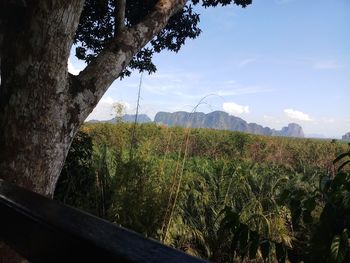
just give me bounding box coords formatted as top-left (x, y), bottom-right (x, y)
top-left (332, 172), bottom-right (348, 190)
top-left (329, 229), bottom-right (349, 263)
top-left (338, 160), bottom-right (350, 172)
top-left (75, 46), bottom-right (86, 60)
top-left (333, 152), bottom-right (349, 165)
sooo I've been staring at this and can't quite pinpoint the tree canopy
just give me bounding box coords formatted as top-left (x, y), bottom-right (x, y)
top-left (74, 0), bottom-right (252, 77)
top-left (0, 0), bottom-right (253, 196)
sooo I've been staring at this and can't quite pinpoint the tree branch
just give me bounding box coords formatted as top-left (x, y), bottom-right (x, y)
top-left (115, 0), bottom-right (126, 36)
top-left (70, 0), bottom-right (185, 124)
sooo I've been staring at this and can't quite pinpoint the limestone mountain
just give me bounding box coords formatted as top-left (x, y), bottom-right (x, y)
top-left (154, 111), bottom-right (304, 138)
top-left (342, 132), bottom-right (350, 141)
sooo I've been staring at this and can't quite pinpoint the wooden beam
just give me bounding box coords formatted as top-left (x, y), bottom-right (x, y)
top-left (0, 179), bottom-right (207, 263)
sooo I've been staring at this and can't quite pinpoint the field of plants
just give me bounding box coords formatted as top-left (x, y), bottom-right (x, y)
top-left (54, 122), bottom-right (350, 263)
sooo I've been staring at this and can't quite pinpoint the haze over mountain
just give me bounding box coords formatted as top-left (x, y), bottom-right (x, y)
top-left (88, 114), bottom-right (151, 124)
top-left (342, 132), bottom-right (350, 141)
top-left (154, 111), bottom-right (304, 138)
top-left (89, 111), bottom-right (305, 138)
top-left (305, 133), bottom-right (327, 139)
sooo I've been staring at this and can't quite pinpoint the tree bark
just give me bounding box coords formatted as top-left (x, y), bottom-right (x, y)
top-left (0, 0), bottom-right (184, 196)
top-left (115, 0), bottom-right (126, 35)
top-left (0, 0), bottom-right (85, 196)
top-left (0, 0), bottom-right (184, 258)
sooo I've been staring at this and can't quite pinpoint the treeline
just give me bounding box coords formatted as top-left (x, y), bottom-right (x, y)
top-left (54, 123), bottom-right (350, 262)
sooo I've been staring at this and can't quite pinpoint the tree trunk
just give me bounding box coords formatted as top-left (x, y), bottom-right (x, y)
top-left (0, 0), bottom-right (184, 260)
top-left (0, 0), bottom-right (185, 196)
top-left (0, 1), bottom-right (84, 196)
top-left (0, 1), bottom-right (84, 261)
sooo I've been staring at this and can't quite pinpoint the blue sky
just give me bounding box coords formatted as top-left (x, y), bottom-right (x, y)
top-left (69, 0), bottom-right (350, 138)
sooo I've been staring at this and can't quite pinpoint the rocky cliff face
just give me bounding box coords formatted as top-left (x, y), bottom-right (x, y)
top-left (88, 111), bottom-right (305, 138)
top-left (279, 123), bottom-right (305, 137)
top-left (155, 111), bottom-right (304, 138)
top-left (342, 132), bottom-right (350, 141)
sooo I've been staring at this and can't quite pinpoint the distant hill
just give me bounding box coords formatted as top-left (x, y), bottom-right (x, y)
top-left (342, 132), bottom-right (350, 141)
top-left (120, 114), bottom-right (152, 123)
top-left (305, 133), bottom-right (327, 139)
top-left (154, 111), bottom-right (304, 138)
top-left (87, 111), bottom-right (305, 138)
top-left (88, 114), bottom-right (152, 124)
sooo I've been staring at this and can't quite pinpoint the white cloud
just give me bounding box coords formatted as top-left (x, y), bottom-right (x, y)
top-left (223, 102), bottom-right (249, 115)
top-left (224, 80), bottom-right (238, 85)
top-left (86, 96), bottom-right (130, 121)
top-left (148, 73), bottom-right (183, 83)
top-left (313, 60), bottom-right (343, 69)
top-left (217, 86), bottom-right (270, 96)
top-left (237, 58), bottom-right (257, 68)
top-left (284, 108), bottom-right (312, 121)
top-left (67, 59), bottom-right (81, 75)
top-left (100, 97), bottom-right (116, 105)
top-left (217, 80), bottom-right (273, 97)
top-left (321, 118), bottom-right (335, 123)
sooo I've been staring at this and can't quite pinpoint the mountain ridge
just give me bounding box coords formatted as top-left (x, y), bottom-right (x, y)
top-left (154, 111), bottom-right (304, 137)
top-left (88, 114), bottom-right (151, 124)
top-left (88, 111), bottom-right (305, 138)
top-left (342, 132), bottom-right (350, 141)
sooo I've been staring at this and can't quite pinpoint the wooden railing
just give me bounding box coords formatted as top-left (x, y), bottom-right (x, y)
top-left (0, 179), bottom-right (207, 262)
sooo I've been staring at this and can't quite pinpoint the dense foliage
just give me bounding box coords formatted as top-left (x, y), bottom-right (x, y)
top-left (55, 122), bottom-right (350, 262)
top-left (75, 0), bottom-right (251, 77)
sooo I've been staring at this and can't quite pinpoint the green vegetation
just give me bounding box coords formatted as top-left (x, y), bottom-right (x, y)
top-left (54, 122), bottom-right (350, 262)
